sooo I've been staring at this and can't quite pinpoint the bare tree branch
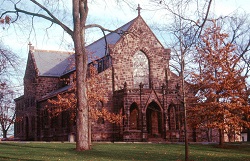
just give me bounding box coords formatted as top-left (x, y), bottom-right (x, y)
top-left (9, 1), bottom-right (74, 36)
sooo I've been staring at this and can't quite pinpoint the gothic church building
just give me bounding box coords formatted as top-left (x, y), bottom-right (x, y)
top-left (14, 13), bottom-right (202, 142)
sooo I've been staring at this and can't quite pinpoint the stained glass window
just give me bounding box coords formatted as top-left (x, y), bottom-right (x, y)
top-left (133, 51), bottom-right (149, 88)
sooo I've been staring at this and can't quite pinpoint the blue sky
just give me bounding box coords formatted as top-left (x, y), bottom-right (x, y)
top-left (2, 0), bottom-right (249, 58)
top-left (1, 0), bottom-right (249, 82)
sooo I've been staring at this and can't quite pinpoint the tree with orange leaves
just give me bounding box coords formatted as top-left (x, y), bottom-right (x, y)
top-left (189, 20), bottom-right (250, 146)
top-left (45, 65), bottom-right (123, 143)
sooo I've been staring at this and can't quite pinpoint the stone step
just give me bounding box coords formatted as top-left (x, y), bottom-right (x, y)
top-left (147, 137), bottom-right (165, 143)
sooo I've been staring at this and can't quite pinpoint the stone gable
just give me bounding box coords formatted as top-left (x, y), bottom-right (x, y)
top-left (110, 16), bottom-right (169, 91)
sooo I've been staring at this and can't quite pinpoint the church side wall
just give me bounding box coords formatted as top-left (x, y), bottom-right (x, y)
top-left (91, 68), bottom-right (120, 141)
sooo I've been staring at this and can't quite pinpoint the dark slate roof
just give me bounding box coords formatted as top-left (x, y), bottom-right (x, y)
top-left (32, 17), bottom-right (137, 77)
top-left (32, 50), bottom-right (74, 77)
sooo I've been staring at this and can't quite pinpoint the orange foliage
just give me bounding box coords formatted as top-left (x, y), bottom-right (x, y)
top-left (188, 20), bottom-right (250, 132)
top-left (0, 16), bottom-right (11, 24)
top-left (45, 65), bottom-right (124, 124)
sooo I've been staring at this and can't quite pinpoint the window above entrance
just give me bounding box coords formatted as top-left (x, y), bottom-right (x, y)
top-left (133, 51), bottom-right (149, 88)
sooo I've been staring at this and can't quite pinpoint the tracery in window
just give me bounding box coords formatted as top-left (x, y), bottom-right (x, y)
top-left (133, 51), bottom-right (149, 88)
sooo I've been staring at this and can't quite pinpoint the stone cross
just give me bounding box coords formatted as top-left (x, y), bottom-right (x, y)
top-left (136, 4), bottom-right (142, 16)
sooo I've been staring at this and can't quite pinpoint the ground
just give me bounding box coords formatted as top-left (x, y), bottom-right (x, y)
top-left (0, 142), bottom-right (249, 160)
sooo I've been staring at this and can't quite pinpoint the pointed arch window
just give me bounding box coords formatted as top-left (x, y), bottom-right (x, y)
top-left (133, 51), bottom-right (149, 88)
top-left (129, 103), bottom-right (139, 130)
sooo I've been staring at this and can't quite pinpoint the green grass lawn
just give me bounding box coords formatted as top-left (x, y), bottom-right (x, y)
top-left (0, 142), bottom-right (249, 161)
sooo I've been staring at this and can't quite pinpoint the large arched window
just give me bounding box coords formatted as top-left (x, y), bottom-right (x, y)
top-left (133, 51), bottom-right (149, 88)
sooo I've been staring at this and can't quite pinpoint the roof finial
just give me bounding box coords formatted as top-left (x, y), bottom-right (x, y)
top-left (28, 42), bottom-right (34, 51)
top-left (136, 4), bottom-right (142, 16)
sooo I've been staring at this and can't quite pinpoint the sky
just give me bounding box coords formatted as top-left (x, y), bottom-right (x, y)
top-left (1, 0), bottom-right (249, 57)
top-left (1, 0), bottom-right (250, 83)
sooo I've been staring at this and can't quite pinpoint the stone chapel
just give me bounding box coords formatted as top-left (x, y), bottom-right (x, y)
top-left (14, 12), bottom-right (204, 142)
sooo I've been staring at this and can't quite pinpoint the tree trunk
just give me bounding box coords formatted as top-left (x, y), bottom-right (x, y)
top-left (74, 31), bottom-right (90, 150)
top-left (2, 129), bottom-right (7, 139)
top-left (89, 118), bottom-right (92, 148)
top-left (74, 35), bottom-right (90, 150)
top-left (219, 128), bottom-right (224, 146)
top-left (207, 128), bottom-right (212, 142)
top-left (73, 0), bottom-right (90, 151)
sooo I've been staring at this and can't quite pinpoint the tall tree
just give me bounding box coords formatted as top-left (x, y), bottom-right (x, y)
top-left (190, 21), bottom-right (250, 145)
top-left (150, 1), bottom-right (213, 160)
top-left (1, 0), bottom-right (125, 151)
top-left (0, 0), bottom-right (86, 151)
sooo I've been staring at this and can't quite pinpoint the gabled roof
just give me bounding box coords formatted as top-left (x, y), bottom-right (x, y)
top-left (32, 49), bottom-right (74, 77)
top-left (30, 16), bottom-right (140, 77)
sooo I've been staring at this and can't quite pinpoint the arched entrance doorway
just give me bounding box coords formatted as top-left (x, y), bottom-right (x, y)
top-left (146, 102), bottom-right (163, 138)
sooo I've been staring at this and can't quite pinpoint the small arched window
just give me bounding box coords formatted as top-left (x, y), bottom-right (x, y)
top-left (133, 51), bottom-right (149, 88)
top-left (129, 103), bottom-right (139, 130)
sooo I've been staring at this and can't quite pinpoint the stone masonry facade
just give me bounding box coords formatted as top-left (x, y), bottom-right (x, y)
top-left (14, 15), bottom-right (207, 142)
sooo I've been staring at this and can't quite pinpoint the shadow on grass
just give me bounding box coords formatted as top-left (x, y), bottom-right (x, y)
top-left (213, 143), bottom-right (250, 153)
top-left (0, 142), bottom-right (75, 151)
top-left (0, 142), bottom-right (75, 161)
top-left (71, 143), bottom-right (185, 161)
top-left (0, 156), bottom-right (43, 161)
top-left (0, 142), bottom-right (249, 161)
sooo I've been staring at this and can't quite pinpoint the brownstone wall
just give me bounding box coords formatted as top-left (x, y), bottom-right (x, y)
top-left (24, 51), bottom-right (61, 100)
top-left (15, 16), bottom-right (205, 143)
top-left (110, 16), bottom-right (169, 91)
top-left (35, 77), bottom-right (60, 99)
top-left (16, 51), bottom-right (61, 141)
top-left (23, 52), bottom-right (37, 97)
top-left (91, 68), bottom-right (117, 141)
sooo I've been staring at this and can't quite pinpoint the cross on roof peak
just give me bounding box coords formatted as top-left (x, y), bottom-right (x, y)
top-left (136, 4), bottom-right (142, 16)
top-left (28, 42), bottom-right (34, 51)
